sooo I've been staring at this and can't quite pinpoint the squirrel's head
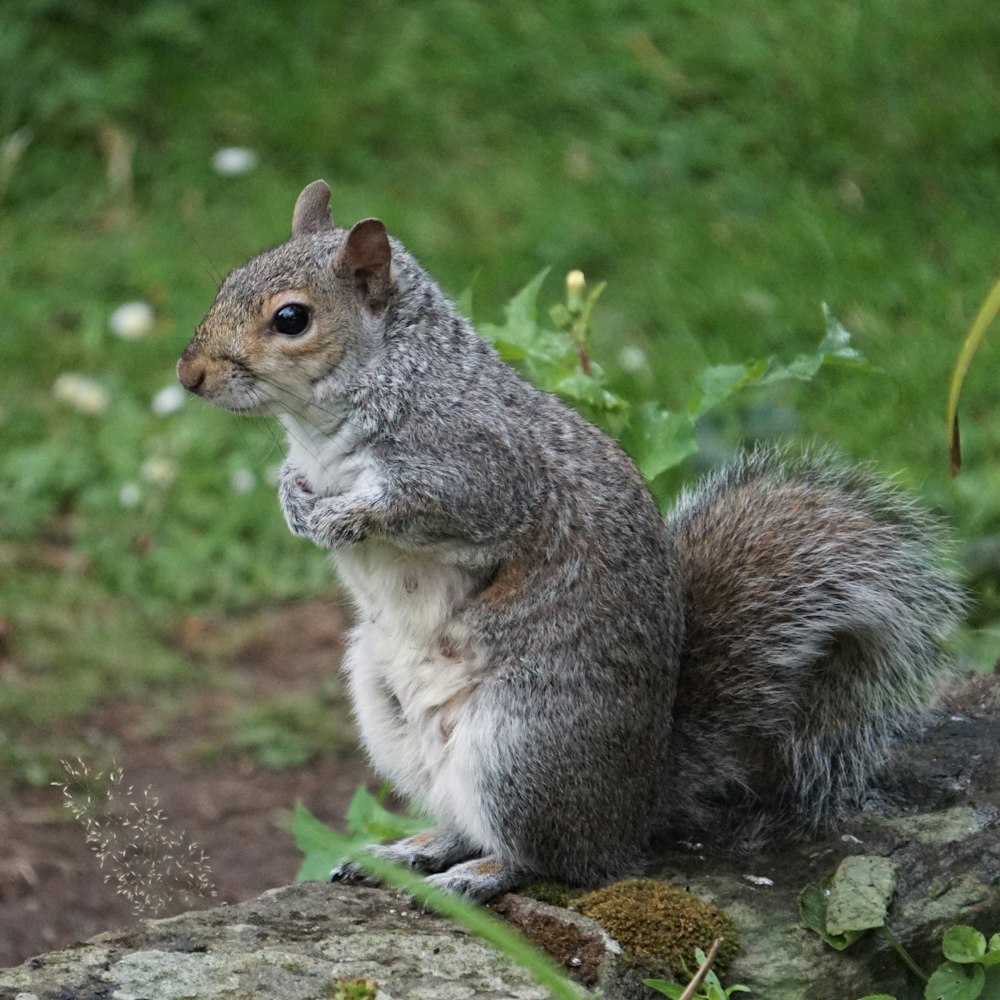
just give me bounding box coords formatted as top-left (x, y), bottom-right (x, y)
top-left (177, 179), bottom-right (395, 419)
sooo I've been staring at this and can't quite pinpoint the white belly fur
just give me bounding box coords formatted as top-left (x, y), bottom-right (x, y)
top-left (282, 413), bottom-right (497, 851)
top-left (335, 541), bottom-right (497, 853)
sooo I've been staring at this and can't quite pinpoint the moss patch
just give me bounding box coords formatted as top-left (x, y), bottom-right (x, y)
top-left (332, 978), bottom-right (379, 1000)
top-left (575, 878), bottom-right (738, 976)
top-left (518, 880), bottom-right (586, 908)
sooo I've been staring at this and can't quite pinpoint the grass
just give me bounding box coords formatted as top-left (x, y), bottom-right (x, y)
top-left (2, 0), bottom-right (1000, 786)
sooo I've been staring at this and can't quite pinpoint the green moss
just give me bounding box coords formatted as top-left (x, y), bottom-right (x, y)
top-left (332, 978), bottom-right (379, 1000)
top-left (519, 879), bottom-right (587, 908)
top-left (575, 878), bottom-right (738, 976)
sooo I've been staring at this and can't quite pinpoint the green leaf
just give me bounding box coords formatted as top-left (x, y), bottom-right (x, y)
top-left (480, 269), bottom-right (559, 363)
top-left (702, 968), bottom-right (726, 1000)
top-left (673, 309), bottom-right (875, 441)
top-left (549, 366), bottom-right (629, 413)
top-left (856, 995), bottom-right (897, 999)
top-left (815, 305), bottom-right (879, 369)
top-left (642, 980), bottom-right (684, 998)
top-left (291, 800), bottom-right (352, 882)
top-left (292, 799), bottom-right (341, 855)
top-left (504, 267), bottom-right (550, 330)
top-left (980, 934), bottom-right (1000, 968)
top-left (292, 793), bottom-right (429, 882)
top-left (944, 927), bottom-right (989, 964)
top-left (799, 878), bottom-right (866, 951)
top-left (344, 786), bottom-right (428, 842)
top-left (759, 306), bottom-right (877, 386)
top-left (924, 961), bottom-right (986, 1000)
top-left (818, 304), bottom-right (874, 361)
top-left (980, 966), bottom-right (1000, 998)
top-left (456, 283), bottom-right (475, 319)
top-left (624, 402), bottom-right (698, 481)
top-left (690, 361), bottom-right (768, 417)
top-left (825, 855), bottom-right (900, 936)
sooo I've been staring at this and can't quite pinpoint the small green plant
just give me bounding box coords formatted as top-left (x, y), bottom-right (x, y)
top-left (923, 927), bottom-right (1000, 1000)
top-left (801, 855), bottom-right (929, 985)
top-left (644, 943), bottom-right (752, 999)
top-left (332, 978), bottom-right (379, 1000)
top-left (800, 855), bottom-right (903, 952)
top-left (853, 927), bottom-right (1000, 1000)
top-left (805, 857), bottom-right (1000, 999)
top-left (479, 270), bottom-right (874, 488)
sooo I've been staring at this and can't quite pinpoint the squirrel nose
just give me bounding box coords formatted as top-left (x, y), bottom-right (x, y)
top-left (176, 356), bottom-right (207, 394)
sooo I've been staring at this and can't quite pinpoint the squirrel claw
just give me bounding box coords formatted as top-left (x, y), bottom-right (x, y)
top-left (330, 859), bottom-right (379, 887)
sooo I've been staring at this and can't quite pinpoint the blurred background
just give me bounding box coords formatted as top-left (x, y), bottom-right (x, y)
top-left (2, 0), bottom-right (1000, 965)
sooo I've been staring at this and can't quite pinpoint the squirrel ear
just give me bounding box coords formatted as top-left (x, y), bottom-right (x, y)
top-left (291, 180), bottom-right (334, 237)
top-left (339, 218), bottom-right (393, 312)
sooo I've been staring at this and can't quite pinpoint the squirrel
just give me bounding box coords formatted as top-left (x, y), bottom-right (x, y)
top-left (177, 179), bottom-right (965, 901)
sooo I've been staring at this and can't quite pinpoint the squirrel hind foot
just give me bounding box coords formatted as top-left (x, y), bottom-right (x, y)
top-left (424, 856), bottom-right (529, 902)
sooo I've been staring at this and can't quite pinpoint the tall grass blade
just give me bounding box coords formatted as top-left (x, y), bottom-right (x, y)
top-left (947, 276), bottom-right (1000, 475)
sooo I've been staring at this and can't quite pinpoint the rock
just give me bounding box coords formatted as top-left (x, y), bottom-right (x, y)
top-left (2, 676), bottom-right (998, 1000)
top-left (0, 882), bottom-right (564, 1000)
top-left (646, 693), bottom-right (1000, 1000)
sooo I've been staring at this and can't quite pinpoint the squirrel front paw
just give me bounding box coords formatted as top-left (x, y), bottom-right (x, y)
top-left (278, 462), bottom-right (374, 549)
top-left (278, 463), bottom-right (318, 539)
top-left (310, 498), bottom-right (373, 548)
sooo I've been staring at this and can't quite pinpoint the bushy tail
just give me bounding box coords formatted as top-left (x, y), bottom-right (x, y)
top-left (659, 445), bottom-right (966, 848)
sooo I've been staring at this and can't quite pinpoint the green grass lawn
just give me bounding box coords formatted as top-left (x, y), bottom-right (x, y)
top-left (3, 0), bottom-right (1000, 786)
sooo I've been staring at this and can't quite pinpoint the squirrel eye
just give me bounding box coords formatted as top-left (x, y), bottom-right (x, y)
top-left (272, 303), bottom-right (311, 336)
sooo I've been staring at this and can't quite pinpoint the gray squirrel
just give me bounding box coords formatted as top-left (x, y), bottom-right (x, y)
top-left (177, 179), bottom-right (965, 901)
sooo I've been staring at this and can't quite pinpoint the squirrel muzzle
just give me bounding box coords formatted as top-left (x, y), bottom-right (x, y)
top-left (176, 352), bottom-right (207, 395)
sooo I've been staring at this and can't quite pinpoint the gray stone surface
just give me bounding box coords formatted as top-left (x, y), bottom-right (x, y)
top-left (2, 678), bottom-right (998, 1000)
top-left (0, 882), bottom-right (560, 1000)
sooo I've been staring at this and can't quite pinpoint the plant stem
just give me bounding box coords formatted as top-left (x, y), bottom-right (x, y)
top-left (879, 925), bottom-right (928, 983)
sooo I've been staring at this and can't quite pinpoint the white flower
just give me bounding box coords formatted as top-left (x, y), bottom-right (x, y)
top-left (229, 468), bottom-right (257, 495)
top-left (109, 301), bottom-right (155, 340)
top-left (151, 384), bottom-right (186, 416)
top-left (141, 457), bottom-right (176, 487)
top-left (212, 147), bottom-right (258, 177)
top-left (53, 373), bottom-right (109, 414)
top-left (119, 482), bottom-right (142, 509)
top-left (617, 345), bottom-right (648, 374)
